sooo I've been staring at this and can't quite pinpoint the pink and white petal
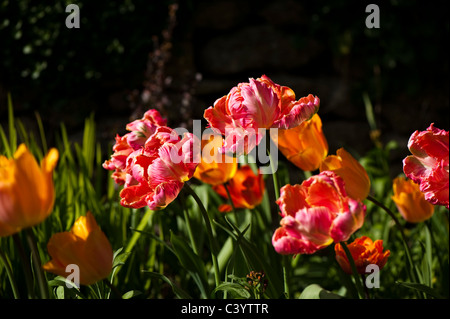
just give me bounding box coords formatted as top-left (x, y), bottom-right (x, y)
top-left (272, 227), bottom-right (323, 255)
top-left (287, 207), bottom-right (334, 247)
top-left (273, 94), bottom-right (319, 129)
top-left (403, 155), bottom-right (430, 184)
top-left (147, 181), bottom-right (184, 210)
top-left (330, 199), bottom-right (365, 243)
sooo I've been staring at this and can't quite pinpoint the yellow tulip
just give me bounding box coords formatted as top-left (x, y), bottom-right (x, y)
top-left (275, 114), bottom-right (328, 172)
top-left (43, 212), bottom-right (113, 286)
top-left (320, 147), bottom-right (371, 201)
top-left (194, 134), bottom-right (238, 186)
top-left (392, 177), bottom-right (435, 223)
top-left (0, 144), bottom-right (59, 237)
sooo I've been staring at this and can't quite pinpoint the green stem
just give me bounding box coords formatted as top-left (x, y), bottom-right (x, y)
top-left (282, 258), bottom-right (290, 299)
top-left (13, 234), bottom-right (35, 298)
top-left (114, 209), bottom-right (153, 282)
top-left (340, 241), bottom-right (365, 299)
top-left (303, 170), bottom-right (312, 180)
top-left (223, 182), bottom-right (239, 225)
top-left (366, 195), bottom-right (420, 286)
top-left (0, 245), bottom-right (20, 299)
top-left (184, 182), bottom-right (221, 288)
top-left (103, 278), bottom-right (122, 299)
top-left (266, 148), bottom-right (279, 199)
top-left (182, 198), bottom-right (199, 255)
top-left (25, 228), bottom-right (49, 299)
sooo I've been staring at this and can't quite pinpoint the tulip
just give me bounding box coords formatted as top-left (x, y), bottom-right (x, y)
top-left (403, 123), bottom-right (449, 209)
top-left (103, 109), bottom-right (167, 185)
top-left (272, 171), bottom-right (365, 255)
top-left (0, 144), bottom-right (59, 237)
top-left (119, 126), bottom-right (199, 210)
top-left (335, 236), bottom-right (390, 275)
top-left (213, 165), bottom-right (265, 212)
top-left (193, 134), bottom-right (238, 186)
top-left (43, 212), bottom-right (113, 286)
top-left (204, 75), bottom-right (320, 155)
top-left (275, 113), bottom-right (328, 171)
top-left (391, 177), bottom-right (435, 223)
top-left (320, 148), bottom-right (371, 201)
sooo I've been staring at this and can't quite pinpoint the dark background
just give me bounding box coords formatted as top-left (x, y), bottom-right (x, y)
top-left (1, 0), bottom-right (449, 177)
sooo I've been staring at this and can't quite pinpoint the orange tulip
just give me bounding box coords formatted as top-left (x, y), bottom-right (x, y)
top-left (275, 113), bottom-right (328, 171)
top-left (193, 134), bottom-right (238, 186)
top-left (320, 148), bottom-right (371, 201)
top-left (43, 212), bottom-right (113, 286)
top-left (335, 236), bottom-right (390, 275)
top-left (392, 177), bottom-right (435, 223)
top-left (213, 165), bottom-right (265, 212)
top-left (0, 144), bottom-right (59, 237)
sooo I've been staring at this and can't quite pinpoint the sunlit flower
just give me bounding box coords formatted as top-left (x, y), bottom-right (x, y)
top-left (392, 177), bottom-right (435, 223)
top-left (204, 75), bottom-right (320, 155)
top-left (272, 171), bottom-right (365, 255)
top-left (320, 148), bottom-right (371, 201)
top-left (43, 212), bottom-right (113, 286)
top-left (0, 144), bottom-right (59, 237)
top-left (335, 236), bottom-right (390, 275)
top-left (403, 123), bottom-right (449, 209)
top-left (119, 126), bottom-right (199, 210)
top-left (213, 165), bottom-right (265, 213)
top-left (103, 109), bottom-right (167, 185)
top-left (193, 134), bottom-right (238, 186)
top-left (274, 113), bottom-right (328, 171)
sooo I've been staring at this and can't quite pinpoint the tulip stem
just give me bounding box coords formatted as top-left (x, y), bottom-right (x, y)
top-left (223, 182), bottom-right (239, 225)
top-left (266, 148), bottom-right (280, 199)
top-left (184, 182), bottom-right (221, 288)
top-left (366, 195), bottom-right (420, 286)
top-left (103, 278), bottom-right (122, 299)
top-left (25, 228), bottom-right (49, 299)
top-left (0, 246), bottom-right (20, 299)
top-left (340, 241), bottom-right (365, 299)
top-left (12, 233), bottom-right (35, 299)
top-left (181, 194), bottom-right (199, 255)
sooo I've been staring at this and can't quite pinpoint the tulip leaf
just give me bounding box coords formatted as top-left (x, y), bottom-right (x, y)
top-left (299, 284), bottom-right (343, 299)
top-left (170, 230), bottom-right (209, 298)
top-left (121, 290), bottom-right (142, 299)
top-left (112, 251), bottom-right (131, 270)
top-left (212, 282), bottom-right (251, 299)
top-left (48, 275), bottom-right (84, 299)
top-left (396, 281), bottom-right (444, 299)
top-left (142, 271), bottom-right (192, 299)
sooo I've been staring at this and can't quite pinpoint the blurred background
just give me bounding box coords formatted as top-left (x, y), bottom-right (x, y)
top-left (1, 0), bottom-right (449, 177)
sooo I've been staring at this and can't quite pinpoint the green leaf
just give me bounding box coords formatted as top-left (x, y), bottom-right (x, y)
top-left (212, 282), bottom-right (251, 299)
top-left (48, 275), bottom-right (85, 299)
top-left (112, 248), bottom-right (131, 269)
top-left (214, 217), bottom-right (283, 298)
top-left (299, 284), bottom-right (343, 299)
top-left (122, 290), bottom-right (142, 299)
top-left (396, 281), bottom-right (444, 299)
top-left (143, 271), bottom-right (192, 299)
top-left (170, 230), bottom-right (209, 297)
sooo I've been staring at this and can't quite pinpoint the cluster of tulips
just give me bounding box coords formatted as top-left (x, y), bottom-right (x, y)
top-left (0, 75), bottom-right (448, 298)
